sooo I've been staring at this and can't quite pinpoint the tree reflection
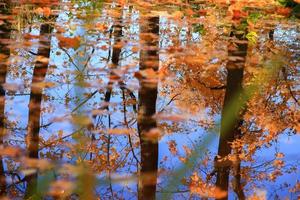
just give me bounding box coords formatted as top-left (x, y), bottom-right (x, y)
top-left (105, 7), bottom-right (123, 198)
top-left (25, 22), bottom-right (54, 199)
top-left (138, 16), bottom-right (159, 200)
top-left (215, 29), bottom-right (248, 200)
top-left (0, 1), bottom-right (297, 199)
top-left (0, 0), bottom-right (12, 196)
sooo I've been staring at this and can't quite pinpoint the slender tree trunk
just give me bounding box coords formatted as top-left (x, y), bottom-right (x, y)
top-left (111, 10), bottom-right (123, 67)
top-left (25, 22), bottom-right (53, 199)
top-left (138, 16), bottom-right (159, 200)
top-left (215, 30), bottom-right (248, 200)
top-left (103, 6), bottom-right (123, 111)
top-left (91, 7), bottom-right (124, 199)
top-left (0, 0), bottom-right (12, 196)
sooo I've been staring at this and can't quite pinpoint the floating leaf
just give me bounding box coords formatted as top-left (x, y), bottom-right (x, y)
top-left (246, 31), bottom-right (258, 45)
top-left (58, 36), bottom-right (81, 50)
top-left (107, 128), bottom-right (134, 135)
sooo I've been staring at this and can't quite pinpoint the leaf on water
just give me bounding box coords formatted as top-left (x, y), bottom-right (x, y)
top-left (107, 128), bottom-right (134, 135)
top-left (131, 46), bottom-right (139, 53)
top-left (91, 109), bottom-right (109, 116)
top-left (71, 115), bottom-right (92, 127)
top-left (153, 113), bottom-right (188, 122)
top-left (246, 31), bottom-right (258, 45)
top-left (0, 146), bottom-right (21, 157)
top-left (232, 9), bottom-right (248, 21)
top-left (95, 23), bottom-right (108, 32)
top-left (58, 36), bottom-right (81, 50)
top-left (23, 33), bottom-right (40, 40)
top-left (32, 81), bottom-right (56, 89)
top-left (113, 41), bottom-right (124, 49)
top-left (143, 128), bottom-right (162, 141)
top-left (140, 33), bottom-right (159, 42)
top-left (35, 7), bottom-right (52, 18)
top-left (23, 158), bottom-right (53, 171)
top-left (171, 11), bottom-right (183, 20)
top-left (48, 180), bottom-right (75, 198)
top-left (139, 172), bottom-right (159, 186)
top-left (276, 7), bottom-right (292, 17)
top-left (0, 53), bottom-right (8, 61)
top-left (99, 45), bottom-right (108, 50)
top-left (3, 83), bottom-right (22, 92)
top-left (55, 25), bottom-right (67, 34)
top-left (134, 68), bottom-right (158, 80)
top-left (35, 55), bottom-right (50, 64)
top-left (109, 173), bottom-right (137, 185)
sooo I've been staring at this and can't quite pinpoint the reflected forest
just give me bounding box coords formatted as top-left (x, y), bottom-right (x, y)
top-left (0, 0), bottom-right (299, 199)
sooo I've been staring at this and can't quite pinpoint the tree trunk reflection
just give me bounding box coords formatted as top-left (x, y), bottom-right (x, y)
top-left (215, 30), bottom-right (248, 200)
top-left (138, 16), bottom-right (159, 200)
top-left (0, 1), bottom-right (11, 196)
top-left (25, 23), bottom-right (53, 199)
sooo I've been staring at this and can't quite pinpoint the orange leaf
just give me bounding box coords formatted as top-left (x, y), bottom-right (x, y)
top-left (232, 10), bottom-right (248, 21)
top-left (58, 36), bottom-right (81, 50)
top-left (276, 7), bottom-right (291, 17)
top-left (107, 128), bottom-right (134, 135)
top-left (35, 7), bottom-right (52, 18)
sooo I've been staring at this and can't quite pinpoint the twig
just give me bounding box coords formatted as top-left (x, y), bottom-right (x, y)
top-left (71, 90), bottom-right (98, 113)
top-left (122, 89), bottom-right (140, 165)
top-left (60, 47), bottom-right (81, 71)
top-left (39, 127), bottom-right (85, 150)
top-left (159, 93), bottom-right (180, 113)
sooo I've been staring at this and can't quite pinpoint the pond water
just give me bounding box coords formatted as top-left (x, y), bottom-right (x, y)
top-left (0, 1), bottom-right (299, 199)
